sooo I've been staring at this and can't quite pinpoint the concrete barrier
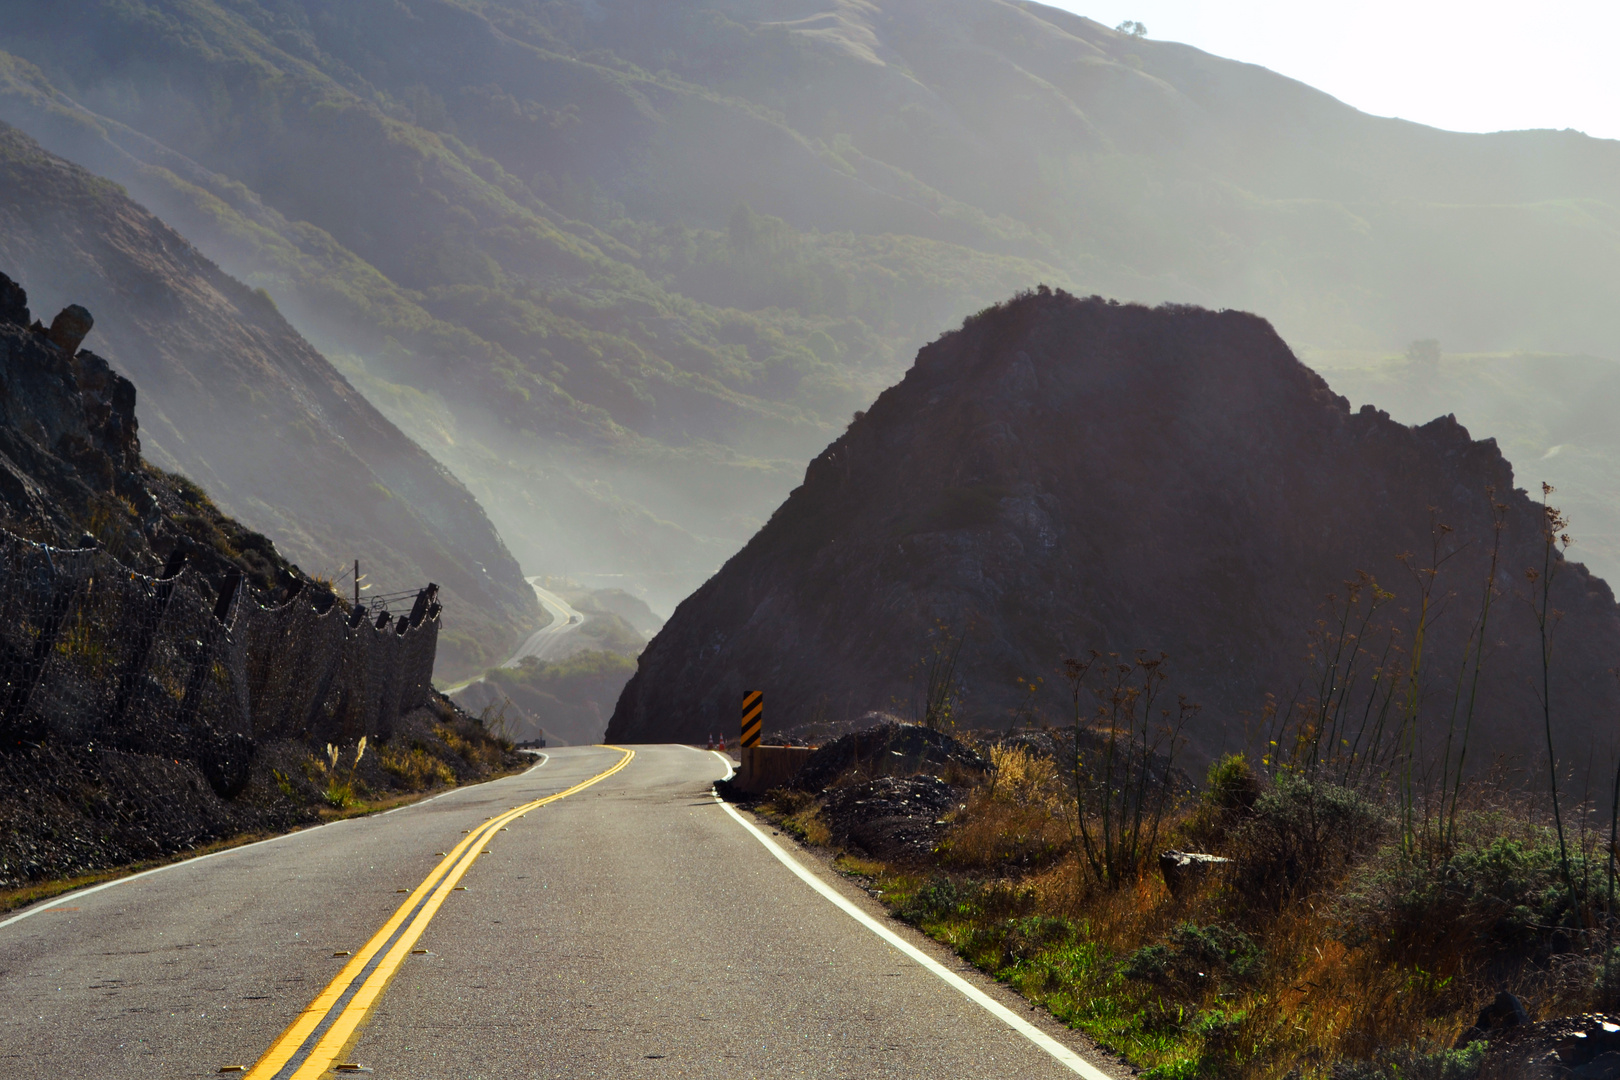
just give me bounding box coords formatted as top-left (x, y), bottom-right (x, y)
top-left (736, 745), bottom-right (815, 794)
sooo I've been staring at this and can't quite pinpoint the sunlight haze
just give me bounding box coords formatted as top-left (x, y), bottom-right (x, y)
top-left (1058, 1), bottom-right (1620, 139)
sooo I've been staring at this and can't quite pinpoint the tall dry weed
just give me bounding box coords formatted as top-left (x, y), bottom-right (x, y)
top-left (942, 744), bottom-right (1067, 870)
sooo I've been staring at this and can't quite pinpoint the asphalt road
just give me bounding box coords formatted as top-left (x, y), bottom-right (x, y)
top-left (0, 745), bottom-right (1119, 1079)
top-left (501, 581), bottom-right (587, 668)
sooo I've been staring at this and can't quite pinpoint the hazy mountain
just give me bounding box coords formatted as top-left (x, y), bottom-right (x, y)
top-left (2, 0), bottom-right (1612, 609)
top-left (0, 123), bottom-right (539, 676)
top-left (609, 292), bottom-right (1620, 777)
top-left (449, 581), bottom-right (661, 744)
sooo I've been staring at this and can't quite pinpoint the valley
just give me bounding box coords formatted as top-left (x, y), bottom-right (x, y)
top-left (1, 2), bottom-right (1618, 1076)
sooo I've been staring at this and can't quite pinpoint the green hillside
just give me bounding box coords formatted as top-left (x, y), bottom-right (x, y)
top-left (1, 0), bottom-right (1615, 605)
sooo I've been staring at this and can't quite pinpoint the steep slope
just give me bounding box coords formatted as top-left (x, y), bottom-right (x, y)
top-left (0, 274), bottom-right (523, 887)
top-left (609, 291), bottom-right (1620, 779)
top-left (1, 0), bottom-right (1614, 606)
top-left (0, 270), bottom-right (296, 590)
top-left (1315, 350), bottom-right (1620, 589)
top-left (0, 124), bottom-right (539, 675)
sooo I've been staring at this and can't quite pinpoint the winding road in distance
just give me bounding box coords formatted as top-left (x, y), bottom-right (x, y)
top-left (0, 747), bottom-right (1121, 1079)
top-left (502, 579), bottom-right (587, 668)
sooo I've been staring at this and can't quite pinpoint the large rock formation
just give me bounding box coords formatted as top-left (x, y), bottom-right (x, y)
top-left (609, 290), bottom-right (1620, 775)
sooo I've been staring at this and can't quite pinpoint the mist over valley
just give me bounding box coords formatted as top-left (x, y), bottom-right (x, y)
top-left (2, 7), bottom-right (1620, 1074)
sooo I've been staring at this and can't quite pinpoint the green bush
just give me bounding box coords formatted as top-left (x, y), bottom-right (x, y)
top-left (897, 876), bottom-right (981, 924)
top-left (1338, 832), bottom-right (1590, 959)
top-left (1233, 772), bottom-right (1386, 906)
top-left (1121, 923), bottom-right (1262, 986)
top-left (1205, 753), bottom-right (1259, 814)
top-left (1328, 1039), bottom-right (1486, 1080)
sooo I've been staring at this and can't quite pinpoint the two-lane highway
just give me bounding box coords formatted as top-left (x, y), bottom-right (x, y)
top-left (0, 746), bottom-right (1118, 1078)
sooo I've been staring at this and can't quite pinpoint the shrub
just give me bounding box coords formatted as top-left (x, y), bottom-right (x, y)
top-left (379, 742), bottom-right (456, 789)
top-left (1205, 754), bottom-right (1259, 814)
top-left (1121, 922), bottom-right (1262, 987)
top-left (898, 876), bottom-right (981, 924)
top-left (1329, 1040), bottom-right (1486, 1080)
top-left (1339, 831), bottom-right (1589, 961)
top-left (1232, 771), bottom-right (1386, 906)
top-left (942, 744), bottom-right (1066, 870)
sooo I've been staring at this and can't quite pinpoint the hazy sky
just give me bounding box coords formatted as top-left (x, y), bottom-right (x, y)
top-left (1051, 2), bottom-right (1619, 141)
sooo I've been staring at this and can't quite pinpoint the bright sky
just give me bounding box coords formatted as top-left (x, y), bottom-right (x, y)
top-left (1046, 1), bottom-right (1620, 140)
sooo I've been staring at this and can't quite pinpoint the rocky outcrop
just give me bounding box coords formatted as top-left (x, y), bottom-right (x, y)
top-left (791, 722), bottom-right (987, 793)
top-left (609, 290), bottom-right (1620, 776)
top-left (0, 270), bottom-right (293, 589)
top-left (0, 277), bottom-right (522, 887)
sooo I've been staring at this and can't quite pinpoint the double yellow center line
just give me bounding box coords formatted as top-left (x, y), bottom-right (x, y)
top-left (244, 746), bottom-right (635, 1079)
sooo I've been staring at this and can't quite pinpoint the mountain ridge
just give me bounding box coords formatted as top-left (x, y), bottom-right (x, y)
top-left (0, 121), bottom-right (540, 674)
top-left (3, 0), bottom-right (1613, 607)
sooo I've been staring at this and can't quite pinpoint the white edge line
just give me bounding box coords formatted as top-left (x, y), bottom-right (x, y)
top-left (706, 750), bottom-right (1110, 1080)
top-left (0, 751), bottom-right (553, 933)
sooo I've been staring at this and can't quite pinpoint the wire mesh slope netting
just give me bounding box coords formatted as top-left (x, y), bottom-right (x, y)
top-left (0, 528), bottom-right (440, 798)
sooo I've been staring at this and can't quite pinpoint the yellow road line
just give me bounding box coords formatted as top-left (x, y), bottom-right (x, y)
top-left (245, 746), bottom-right (635, 1079)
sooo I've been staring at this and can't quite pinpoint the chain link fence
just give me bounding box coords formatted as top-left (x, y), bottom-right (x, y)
top-left (0, 527), bottom-right (440, 798)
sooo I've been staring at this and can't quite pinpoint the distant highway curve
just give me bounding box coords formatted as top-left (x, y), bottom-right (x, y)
top-left (502, 578), bottom-right (586, 667)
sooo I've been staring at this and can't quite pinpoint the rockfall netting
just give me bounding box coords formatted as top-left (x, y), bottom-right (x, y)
top-left (0, 529), bottom-right (440, 799)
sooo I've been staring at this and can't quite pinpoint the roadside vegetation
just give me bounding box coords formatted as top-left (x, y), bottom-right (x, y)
top-left (0, 695), bottom-right (526, 912)
top-left (754, 495), bottom-right (1620, 1078)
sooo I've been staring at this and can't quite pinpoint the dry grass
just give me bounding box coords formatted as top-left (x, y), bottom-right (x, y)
top-left (380, 741), bottom-right (457, 789)
top-left (793, 746), bottom-right (1616, 1079)
top-left (762, 788), bottom-right (834, 846)
top-left (433, 721), bottom-right (510, 772)
top-left (939, 744), bottom-right (1067, 870)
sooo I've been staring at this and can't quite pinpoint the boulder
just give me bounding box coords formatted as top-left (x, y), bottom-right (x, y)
top-left (1456, 991), bottom-right (1531, 1048)
top-left (46, 304), bottom-right (92, 356)
top-left (1159, 850), bottom-right (1232, 895)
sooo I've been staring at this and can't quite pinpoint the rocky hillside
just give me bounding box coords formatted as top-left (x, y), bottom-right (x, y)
top-left (0, 271), bottom-right (294, 590)
top-left (609, 291), bottom-right (1620, 774)
top-left (0, 123), bottom-right (538, 676)
top-left (0, 0), bottom-right (1616, 609)
top-left (0, 270), bottom-right (524, 889)
top-left (1315, 349), bottom-right (1620, 587)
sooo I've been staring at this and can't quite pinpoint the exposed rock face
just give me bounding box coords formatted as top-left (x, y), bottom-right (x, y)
top-left (0, 278), bottom-right (523, 887)
top-left (609, 290), bottom-right (1620, 774)
top-left (0, 270), bottom-right (351, 595)
top-left (44, 303), bottom-right (90, 355)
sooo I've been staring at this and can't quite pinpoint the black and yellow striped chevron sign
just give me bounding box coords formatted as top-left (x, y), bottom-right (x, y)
top-left (740, 690), bottom-right (763, 747)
